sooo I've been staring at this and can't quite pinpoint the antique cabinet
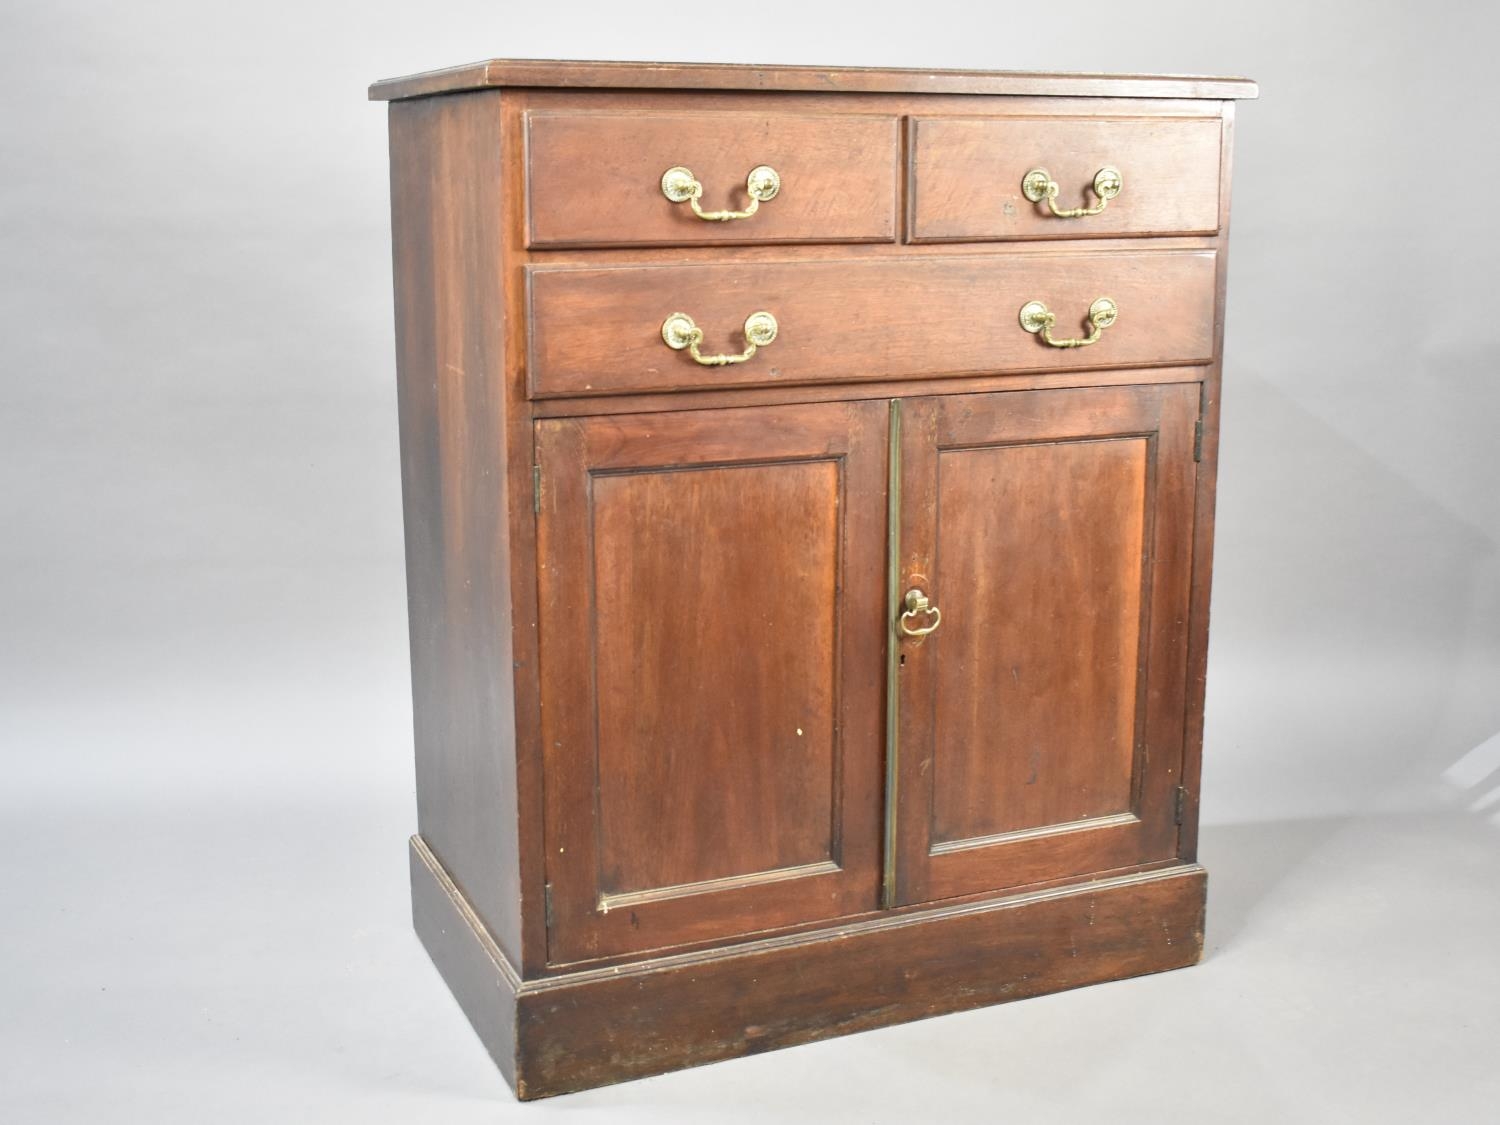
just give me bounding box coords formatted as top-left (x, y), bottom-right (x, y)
top-left (370, 59), bottom-right (1256, 1099)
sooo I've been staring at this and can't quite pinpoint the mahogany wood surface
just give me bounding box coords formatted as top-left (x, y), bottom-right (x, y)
top-left (528, 249), bottom-right (1217, 397)
top-left (411, 833), bottom-right (1206, 1100)
top-left (893, 385), bottom-right (1198, 905)
top-left (909, 115), bottom-right (1222, 241)
top-left (519, 88), bottom-right (1231, 130)
top-left (496, 92), bottom-right (551, 977)
top-left (387, 93), bottom-right (525, 968)
top-left (370, 58), bottom-right (1258, 102)
top-left (376, 62), bottom-right (1251, 1099)
top-left (526, 111), bottom-right (899, 247)
top-left (931, 438), bottom-right (1147, 837)
top-left (1179, 104), bottom-right (1238, 862)
top-left (409, 836), bottom-right (520, 1092)
top-left (534, 401), bottom-right (887, 962)
top-left (528, 363), bottom-right (1214, 420)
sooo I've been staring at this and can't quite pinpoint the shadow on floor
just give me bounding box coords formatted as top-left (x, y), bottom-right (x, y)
top-left (1196, 817), bottom-right (1350, 953)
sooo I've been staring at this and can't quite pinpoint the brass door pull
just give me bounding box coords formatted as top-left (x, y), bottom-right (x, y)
top-left (898, 588), bottom-right (942, 638)
top-left (661, 164), bottom-right (781, 222)
top-left (661, 311), bottom-right (779, 367)
top-left (1021, 166), bottom-right (1122, 218)
top-left (1019, 297), bottom-right (1118, 349)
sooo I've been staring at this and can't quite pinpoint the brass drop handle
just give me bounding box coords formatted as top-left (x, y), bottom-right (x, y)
top-left (1022, 166), bottom-right (1122, 218)
top-left (898, 588), bottom-right (942, 638)
top-left (661, 311), bottom-right (779, 367)
top-left (661, 164), bottom-right (781, 222)
top-left (1019, 297), bottom-right (1118, 349)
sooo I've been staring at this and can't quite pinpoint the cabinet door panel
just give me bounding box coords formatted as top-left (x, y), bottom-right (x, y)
top-left (894, 384), bottom-right (1198, 905)
top-left (931, 437), bottom-right (1148, 843)
top-left (537, 401), bottom-right (886, 963)
top-left (592, 459), bottom-right (840, 892)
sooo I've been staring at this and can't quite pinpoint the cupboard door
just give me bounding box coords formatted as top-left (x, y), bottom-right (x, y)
top-left (892, 384), bottom-right (1199, 905)
top-left (536, 402), bottom-right (887, 963)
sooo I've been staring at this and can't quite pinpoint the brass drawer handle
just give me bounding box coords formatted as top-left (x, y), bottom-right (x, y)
top-left (1022, 166), bottom-right (1122, 218)
top-left (661, 311), bottom-right (779, 367)
top-left (661, 164), bottom-right (781, 222)
top-left (1019, 297), bottom-right (1118, 349)
top-left (898, 588), bottom-right (942, 638)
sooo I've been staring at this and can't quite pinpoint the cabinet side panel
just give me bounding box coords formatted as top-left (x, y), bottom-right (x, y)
top-left (388, 91), bottom-right (522, 964)
top-left (1179, 102), bottom-right (1235, 861)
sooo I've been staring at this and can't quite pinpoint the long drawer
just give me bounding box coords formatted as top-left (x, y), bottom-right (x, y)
top-left (908, 115), bottom-right (1222, 241)
top-left (526, 250), bottom-right (1217, 397)
top-left (525, 111), bottom-right (901, 248)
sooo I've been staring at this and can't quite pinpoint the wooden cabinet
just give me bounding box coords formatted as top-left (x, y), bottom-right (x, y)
top-left (373, 58), bottom-right (1256, 1100)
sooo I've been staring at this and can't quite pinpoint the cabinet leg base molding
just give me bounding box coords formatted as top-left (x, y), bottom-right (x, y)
top-left (410, 835), bottom-right (1207, 1100)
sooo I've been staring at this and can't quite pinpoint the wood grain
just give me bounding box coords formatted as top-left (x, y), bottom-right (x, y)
top-left (526, 111), bottom-right (898, 247)
top-left (378, 66), bottom-right (1250, 1100)
top-left (528, 364), bottom-right (1209, 420)
top-left (930, 437), bottom-right (1148, 842)
top-left (591, 460), bottom-right (840, 893)
top-left (893, 383), bottom-right (1199, 906)
top-left (528, 250), bottom-right (1218, 397)
top-left (387, 92), bottom-right (524, 967)
top-left (513, 861), bottom-right (1207, 1098)
top-left (534, 401), bottom-right (887, 963)
top-left (495, 91), bottom-right (553, 978)
top-left (370, 58), bottom-right (1258, 102)
top-left (409, 836), bottom-right (519, 1091)
top-left (909, 115), bottom-right (1222, 241)
top-left (412, 829), bottom-right (1206, 1100)
top-left (1178, 101), bottom-right (1238, 861)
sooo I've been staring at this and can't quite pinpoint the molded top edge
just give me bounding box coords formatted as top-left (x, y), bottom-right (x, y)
top-left (369, 58), bottom-right (1259, 102)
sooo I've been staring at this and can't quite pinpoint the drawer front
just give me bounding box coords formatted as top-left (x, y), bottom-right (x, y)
top-left (527, 250), bottom-right (1216, 397)
top-left (526, 112), bottom-right (900, 248)
top-left (909, 116), bottom-right (1221, 242)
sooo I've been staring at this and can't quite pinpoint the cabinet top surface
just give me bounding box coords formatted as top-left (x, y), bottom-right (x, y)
top-left (368, 58), bottom-right (1258, 103)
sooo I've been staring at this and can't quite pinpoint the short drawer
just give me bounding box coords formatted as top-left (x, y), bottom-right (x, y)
top-left (527, 250), bottom-right (1216, 397)
top-left (909, 116), bottom-right (1221, 242)
top-left (525, 112), bottom-right (900, 248)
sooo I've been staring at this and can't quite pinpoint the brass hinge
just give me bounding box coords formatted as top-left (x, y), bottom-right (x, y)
top-left (532, 464), bottom-right (542, 514)
top-left (1174, 785), bottom-right (1188, 825)
top-left (1193, 419), bottom-right (1204, 462)
top-left (543, 883), bottom-right (554, 927)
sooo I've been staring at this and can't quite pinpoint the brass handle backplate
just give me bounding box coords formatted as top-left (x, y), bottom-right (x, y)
top-left (898, 587), bottom-right (942, 638)
top-left (1019, 297), bottom-right (1118, 349)
top-left (661, 164), bottom-right (781, 222)
top-left (1022, 166), bottom-right (1122, 218)
top-left (661, 311), bottom-right (779, 367)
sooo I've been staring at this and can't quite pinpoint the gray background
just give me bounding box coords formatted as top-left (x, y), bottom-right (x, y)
top-left (3, 1), bottom-right (1497, 1120)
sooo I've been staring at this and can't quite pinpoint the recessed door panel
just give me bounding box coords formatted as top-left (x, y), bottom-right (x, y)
top-left (592, 460), bottom-right (839, 894)
top-left (893, 384), bottom-right (1198, 906)
top-left (931, 437), bottom-right (1148, 845)
top-left (537, 401), bottom-right (887, 964)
